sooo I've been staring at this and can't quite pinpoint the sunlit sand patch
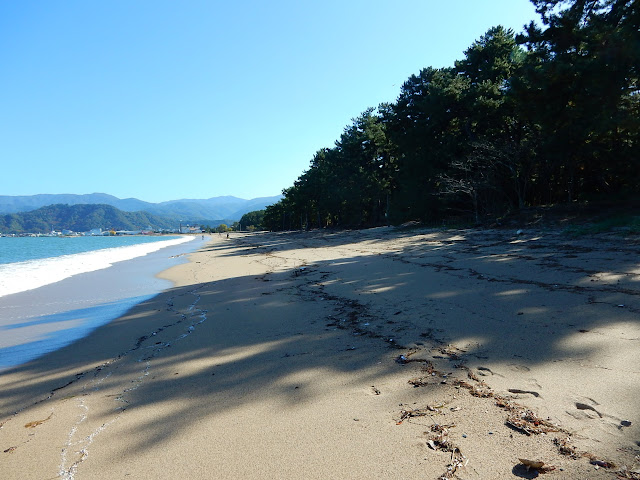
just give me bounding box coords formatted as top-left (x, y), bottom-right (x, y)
top-left (557, 323), bottom-right (640, 358)
top-left (495, 289), bottom-right (529, 296)
top-left (321, 279), bottom-right (345, 286)
top-left (226, 297), bottom-right (261, 304)
top-left (592, 272), bottom-right (626, 283)
top-left (273, 365), bottom-right (388, 401)
top-left (207, 339), bottom-right (297, 366)
top-left (490, 255), bottom-right (517, 262)
top-left (445, 337), bottom-right (487, 356)
top-left (418, 233), bottom-right (443, 240)
top-left (363, 285), bottom-right (402, 294)
top-left (427, 291), bottom-right (459, 299)
top-left (327, 261), bottom-right (358, 267)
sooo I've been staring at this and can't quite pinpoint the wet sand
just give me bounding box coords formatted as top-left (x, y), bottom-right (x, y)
top-left (1, 228), bottom-right (639, 479)
top-left (0, 239), bottom-right (199, 370)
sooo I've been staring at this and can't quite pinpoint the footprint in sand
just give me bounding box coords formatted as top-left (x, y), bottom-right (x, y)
top-left (575, 402), bottom-right (603, 418)
top-left (476, 366), bottom-right (505, 377)
top-left (508, 388), bottom-right (542, 398)
top-left (508, 364), bottom-right (530, 372)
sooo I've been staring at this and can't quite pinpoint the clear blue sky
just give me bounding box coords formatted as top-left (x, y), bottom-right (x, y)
top-left (1, 1), bottom-right (539, 203)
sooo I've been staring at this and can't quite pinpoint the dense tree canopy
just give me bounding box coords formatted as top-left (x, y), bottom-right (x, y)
top-left (264, 0), bottom-right (639, 231)
top-left (239, 210), bottom-right (265, 230)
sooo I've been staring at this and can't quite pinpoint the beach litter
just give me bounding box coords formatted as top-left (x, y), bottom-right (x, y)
top-left (396, 354), bottom-right (408, 364)
top-left (518, 458), bottom-right (556, 473)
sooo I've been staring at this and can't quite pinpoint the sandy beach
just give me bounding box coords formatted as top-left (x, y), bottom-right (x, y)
top-left (1, 227), bottom-right (639, 479)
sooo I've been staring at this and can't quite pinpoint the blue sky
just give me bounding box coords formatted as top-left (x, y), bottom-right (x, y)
top-left (1, 1), bottom-right (539, 203)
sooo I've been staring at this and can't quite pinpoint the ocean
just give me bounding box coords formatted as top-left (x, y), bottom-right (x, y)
top-left (0, 235), bottom-right (202, 371)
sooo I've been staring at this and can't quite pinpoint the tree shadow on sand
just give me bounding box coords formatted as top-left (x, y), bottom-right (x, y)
top-left (1, 227), bottom-right (638, 475)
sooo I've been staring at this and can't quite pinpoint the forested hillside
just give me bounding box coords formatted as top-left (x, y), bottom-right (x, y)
top-left (0, 193), bottom-right (282, 220)
top-left (0, 204), bottom-right (177, 234)
top-left (264, 0), bottom-right (639, 230)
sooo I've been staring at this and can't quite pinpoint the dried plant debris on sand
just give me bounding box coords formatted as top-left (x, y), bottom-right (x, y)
top-left (396, 403), bottom-right (448, 424)
top-left (24, 413), bottom-right (53, 429)
top-left (453, 379), bottom-right (494, 398)
top-left (493, 395), bottom-right (560, 435)
top-left (424, 424), bottom-right (467, 479)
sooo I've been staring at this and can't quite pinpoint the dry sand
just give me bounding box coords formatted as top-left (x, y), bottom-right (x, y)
top-left (1, 227), bottom-right (639, 479)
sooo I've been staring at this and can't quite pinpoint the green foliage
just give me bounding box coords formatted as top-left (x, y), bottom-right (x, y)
top-left (0, 204), bottom-right (176, 234)
top-left (216, 224), bottom-right (229, 233)
top-left (239, 210), bottom-right (265, 230)
top-left (263, 2), bottom-right (639, 231)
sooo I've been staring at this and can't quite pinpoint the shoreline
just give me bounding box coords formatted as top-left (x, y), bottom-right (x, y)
top-left (0, 236), bottom-right (203, 371)
top-left (1, 229), bottom-right (638, 479)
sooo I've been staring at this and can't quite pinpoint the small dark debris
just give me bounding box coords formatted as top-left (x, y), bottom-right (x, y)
top-left (590, 459), bottom-right (615, 469)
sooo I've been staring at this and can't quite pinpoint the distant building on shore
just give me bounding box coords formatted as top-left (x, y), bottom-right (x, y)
top-left (179, 225), bottom-right (203, 234)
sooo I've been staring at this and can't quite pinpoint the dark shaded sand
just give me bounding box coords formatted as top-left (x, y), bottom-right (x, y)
top-left (1, 228), bottom-right (639, 479)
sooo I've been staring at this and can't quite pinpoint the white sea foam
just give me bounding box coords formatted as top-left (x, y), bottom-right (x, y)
top-left (0, 236), bottom-right (194, 298)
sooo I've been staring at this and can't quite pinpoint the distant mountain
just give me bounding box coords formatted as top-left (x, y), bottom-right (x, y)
top-left (229, 196), bottom-right (285, 219)
top-left (0, 193), bottom-right (282, 221)
top-left (0, 204), bottom-right (177, 234)
top-left (0, 193), bottom-right (153, 214)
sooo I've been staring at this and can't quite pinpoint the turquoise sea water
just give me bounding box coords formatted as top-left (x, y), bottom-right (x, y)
top-left (0, 235), bottom-right (203, 371)
top-left (0, 235), bottom-right (193, 297)
top-left (0, 235), bottom-right (183, 265)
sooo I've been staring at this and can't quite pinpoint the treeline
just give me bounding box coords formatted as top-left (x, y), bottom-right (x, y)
top-left (0, 204), bottom-right (176, 233)
top-left (264, 0), bottom-right (639, 231)
top-left (239, 210), bottom-right (265, 231)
